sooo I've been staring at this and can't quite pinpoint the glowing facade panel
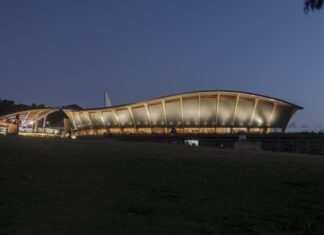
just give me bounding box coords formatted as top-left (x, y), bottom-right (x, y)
top-left (148, 102), bottom-right (165, 127)
top-left (182, 98), bottom-right (199, 127)
top-left (79, 112), bottom-right (92, 129)
top-left (200, 97), bottom-right (217, 127)
top-left (218, 97), bottom-right (236, 126)
top-left (132, 106), bottom-right (150, 127)
top-left (117, 109), bottom-right (133, 127)
top-left (89, 112), bottom-right (104, 129)
top-left (165, 99), bottom-right (182, 127)
top-left (102, 111), bottom-right (119, 127)
top-left (73, 113), bottom-right (83, 129)
top-left (251, 102), bottom-right (274, 127)
top-left (234, 98), bottom-right (255, 127)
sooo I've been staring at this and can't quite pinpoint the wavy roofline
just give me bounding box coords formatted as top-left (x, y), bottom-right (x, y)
top-left (0, 108), bottom-right (60, 118)
top-left (80, 90), bottom-right (303, 111)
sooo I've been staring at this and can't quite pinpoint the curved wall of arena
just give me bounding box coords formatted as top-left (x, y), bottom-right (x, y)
top-left (64, 90), bottom-right (303, 135)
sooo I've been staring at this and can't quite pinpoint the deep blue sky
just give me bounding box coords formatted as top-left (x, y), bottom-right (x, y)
top-left (1, 0), bottom-right (323, 130)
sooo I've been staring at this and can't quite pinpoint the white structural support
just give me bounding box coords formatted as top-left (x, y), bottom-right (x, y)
top-left (128, 106), bottom-right (136, 128)
top-left (62, 111), bottom-right (77, 130)
top-left (74, 112), bottom-right (81, 129)
top-left (112, 109), bottom-right (121, 128)
top-left (232, 95), bottom-right (240, 126)
top-left (86, 112), bottom-right (94, 129)
top-left (250, 98), bottom-right (259, 127)
top-left (162, 99), bottom-right (168, 127)
top-left (88, 112), bottom-right (97, 129)
top-left (22, 111), bottom-right (31, 127)
top-left (99, 111), bottom-right (106, 128)
top-left (75, 112), bottom-right (81, 128)
top-left (34, 111), bottom-right (43, 132)
top-left (198, 93), bottom-right (201, 126)
top-left (43, 113), bottom-right (49, 132)
top-left (78, 112), bottom-right (85, 129)
top-left (268, 103), bottom-right (277, 126)
top-left (143, 103), bottom-right (152, 128)
top-left (72, 113), bottom-right (78, 129)
top-left (180, 96), bottom-right (184, 127)
top-left (215, 93), bottom-right (220, 126)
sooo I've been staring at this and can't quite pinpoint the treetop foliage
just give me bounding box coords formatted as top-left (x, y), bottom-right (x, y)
top-left (304, 0), bottom-right (324, 13)
top-left (0, 99), bottom-right (46, 116)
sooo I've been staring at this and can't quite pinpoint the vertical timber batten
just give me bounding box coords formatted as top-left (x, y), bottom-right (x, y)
top-left (128, 106), bottom-right (136, 128)
top-left (112, 109), bottom-right (121, 129)
top-left (34, 111), bottom-right (43, 132)
top-left (68, 112), bottom-right (78, 130)
top-left (162, 99), bottom-right (168, 130)
top-left (250, 98), bottom-right (259, 128)
top-left (99, 111), bottom-right (106, 129)
top-left (215, 93), bottom-right (220, 126)
top-left (232, 95), bottom-right (239, 126)
top-left (23, 111), bottom-right (31, 127)
top-left (267, 103), bottom-right (277, 133)
top-left (198, 93), bottom-right (201, 127)
top-left (43, 113), bottom-right (48, 132)
top-left (75, 112), bottom-right (82, 129)
top-left (86, 112), bottom-right (94, 129)
top-left (180, 96), bottom-right (184, 129)
top-left (143, 103), bottom-right (152, 133)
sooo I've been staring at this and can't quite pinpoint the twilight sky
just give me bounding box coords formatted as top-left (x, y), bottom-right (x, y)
top-left (1, 0), bottom-right (324, 130)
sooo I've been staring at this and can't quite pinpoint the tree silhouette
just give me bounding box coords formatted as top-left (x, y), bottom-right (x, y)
top-left (305, 0), bottom-right (324, 13)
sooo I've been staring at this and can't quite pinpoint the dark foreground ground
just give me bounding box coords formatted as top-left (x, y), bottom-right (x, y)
top-left (1, 137), bottom-right (324, 235)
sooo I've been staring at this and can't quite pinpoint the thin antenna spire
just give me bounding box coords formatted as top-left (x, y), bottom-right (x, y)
top-left (104, 90), bottom-right (112, 107)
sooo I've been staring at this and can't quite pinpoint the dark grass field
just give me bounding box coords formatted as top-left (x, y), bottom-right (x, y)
top-left (1, 137), bottom-right (324, 234)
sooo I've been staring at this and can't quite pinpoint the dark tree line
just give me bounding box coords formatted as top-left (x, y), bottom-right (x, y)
top-left (0, 99), bottom-right (46, 116)
top-left (305, 0), bottom-right (324, 13)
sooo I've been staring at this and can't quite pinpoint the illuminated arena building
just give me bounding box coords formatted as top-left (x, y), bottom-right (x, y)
top-left (0, 90), bottom-right (303, 136)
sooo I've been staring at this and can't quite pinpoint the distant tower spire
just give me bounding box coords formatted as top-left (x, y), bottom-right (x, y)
top-left (104, 90), bottom-right (112, 107)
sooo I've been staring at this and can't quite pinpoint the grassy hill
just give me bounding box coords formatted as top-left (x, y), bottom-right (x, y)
top-left (1, 137), bottom-right (324, 234)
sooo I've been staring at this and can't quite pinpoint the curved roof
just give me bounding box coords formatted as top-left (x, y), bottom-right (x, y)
top-left (66, 90), bottom-right (302, 131)
top-left (0, 108), bottom-right (59, 118)
top-left (83, 90), bottom-right (303, 111)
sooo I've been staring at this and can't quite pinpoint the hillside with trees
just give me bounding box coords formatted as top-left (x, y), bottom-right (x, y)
top-left (0, 99), bottom-right (46, 116)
